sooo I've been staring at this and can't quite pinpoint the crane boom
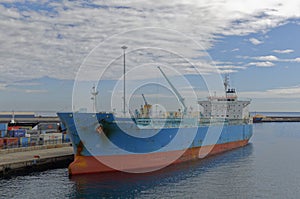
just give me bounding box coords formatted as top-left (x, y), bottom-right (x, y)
top-left (142, 94), bottom-right (148, 105)
top-left (157, 66), bottom-right (187, 115)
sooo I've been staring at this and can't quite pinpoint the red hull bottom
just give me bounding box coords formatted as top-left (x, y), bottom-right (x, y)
top-left (69, 139), bottom-right (249, 175)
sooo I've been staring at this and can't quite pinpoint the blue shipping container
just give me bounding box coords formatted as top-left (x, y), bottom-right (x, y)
top-left (8, 131), bottom-right (13, 137)
top-left (62, 133), bottom-right (71, 142)
top-left (14, 129), bottom-right (26, 137)
top-left (8, 129), bottom-right (26, 137)
top-left (0, 123), bottom-right (7, 131)
top-left (19, 137), bottom-right (30, 147)
top-left (0, 130), bottom-right (6, 138)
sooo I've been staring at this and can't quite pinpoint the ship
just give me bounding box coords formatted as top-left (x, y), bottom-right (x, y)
top-left (58, 70), bottom-right (252, 175)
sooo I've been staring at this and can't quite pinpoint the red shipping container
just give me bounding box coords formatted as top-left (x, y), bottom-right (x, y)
top-left (8, 126), bottom-right (20, 131)
top-left (0, 138), bottom-right (4, 149)
top-left (4, 137), bottom-right (19, 147)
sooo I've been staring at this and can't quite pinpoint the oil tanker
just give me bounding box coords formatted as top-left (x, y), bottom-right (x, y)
top-left (58, 73), bottom-right (252, 175)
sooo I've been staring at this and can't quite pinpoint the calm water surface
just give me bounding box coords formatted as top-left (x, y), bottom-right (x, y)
top-left (1, 122), bottom-right (300, 198)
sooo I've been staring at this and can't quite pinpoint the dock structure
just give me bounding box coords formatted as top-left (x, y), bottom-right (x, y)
top-left (0, 143), bottom-right (73, 178)
top-left (254, 116), bottom-right (300, 123)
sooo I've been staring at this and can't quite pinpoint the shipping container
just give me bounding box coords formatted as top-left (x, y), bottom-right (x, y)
top-left (38, 123), bottom-right (59, 134)
top-left (8, 130), bottom-right (13, 137)
top-left (0, 138), bottom-right (4, 149)
top-left (8, 129), bottom-right (26, 137)
top-left (4, 137), bottom-right (19, 148)
top-left (39, 133), bottom-right (62, 145)
top-left (0, 130), bottom-right (6, 138)
top-left (0, 123), bottom-right (8, 138)
top-left (0, 123), bottom-right (7, 131)
top-left (62, 133), bottom-right (71, 142)
top-left (27, 133), bottom-right (39, 146)
top-left (8, 126), bottom-right (20, 131)
top-left (14, 129), bottom-right (26, 137)
top-left (19, 137), bottom-right (31, 147)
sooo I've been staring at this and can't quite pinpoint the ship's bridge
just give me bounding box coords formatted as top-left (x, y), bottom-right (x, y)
top-left (198, 89), bottom-right (250, 120)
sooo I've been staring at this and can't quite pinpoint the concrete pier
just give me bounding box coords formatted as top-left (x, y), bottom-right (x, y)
top-left (255, 116), bottom-right (300, 123)
top-left (0, 144), bottom-right (74, 178)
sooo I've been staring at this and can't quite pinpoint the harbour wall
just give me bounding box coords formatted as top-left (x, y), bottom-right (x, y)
top-left (254, 116), bottom-right (300, 123)
top-left (0, 143), bottom-right (74, 178)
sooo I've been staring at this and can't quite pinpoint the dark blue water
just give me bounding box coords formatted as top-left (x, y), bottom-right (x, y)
top-left (1, 122), bottom-right (300, 198)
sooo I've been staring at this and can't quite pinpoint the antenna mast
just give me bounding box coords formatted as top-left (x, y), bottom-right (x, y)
top-left (91, 85), bottom-right (99, 112)
top-left (224, 74), bottom-right (229, 92)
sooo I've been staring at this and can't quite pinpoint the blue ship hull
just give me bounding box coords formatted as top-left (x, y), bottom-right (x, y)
top-left (58, 112), bottom-right (253, 175)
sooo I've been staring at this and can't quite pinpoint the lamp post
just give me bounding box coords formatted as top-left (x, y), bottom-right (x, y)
top-left (121, 45), bottom-right (127, 117)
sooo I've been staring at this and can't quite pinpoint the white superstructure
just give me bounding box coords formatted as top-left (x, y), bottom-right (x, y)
top-left (198, 76), bottom-right (250, 120)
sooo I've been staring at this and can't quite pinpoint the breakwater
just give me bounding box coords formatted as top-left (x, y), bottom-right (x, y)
top-left (254, 116), bottom-right (300, 123)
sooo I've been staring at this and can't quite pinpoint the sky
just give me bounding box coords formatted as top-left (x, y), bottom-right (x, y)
top-left (0, 0), bottom-right (300, 113)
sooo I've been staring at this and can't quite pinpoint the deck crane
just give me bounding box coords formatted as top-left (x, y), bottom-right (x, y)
top-left (141, 94), bottom-right (152, 118)
top-left (157, 66), bottom-right (187, 116)
top-left (142, 94), bottom-right (148, 106)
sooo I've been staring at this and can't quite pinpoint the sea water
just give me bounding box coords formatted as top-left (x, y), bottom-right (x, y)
top-left (1, 122), bottom-right (300, 198)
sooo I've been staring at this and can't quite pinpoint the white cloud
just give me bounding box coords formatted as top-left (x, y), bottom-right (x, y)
top-left (243, 54), bottom-right (300, 64)
top-left (273, 49), bottom-right (294, 54)
top-left (11, 82), bottom-right (41, 87)
top-left (249, 37), bottom-right (263, 45)
top-left (294, 58), bottom-right (300, 62)
top-left (218, 69), bottom-right (239, 74)
top-left (239, 85), bottom-right (300, 99)
top-left (254, 55), bottom-right (279, 61)
top-left (0, 83), bottom-right (7, 90)
top-left (247, 61), bottom-right (275, 67)
top-left (268, 86), bottom-right (300, 95)
top-left (25, 89), bottom-right (48, 93)
top-left (0, 0), bottom-right (300, 82)
top-left (215, 65), bottom-right (247, 73)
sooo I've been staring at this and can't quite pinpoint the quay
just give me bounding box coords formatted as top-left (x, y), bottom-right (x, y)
top-left (0, 143), bottom-right (74, 178)
top-left (253, 116), bottom-right (300, 123)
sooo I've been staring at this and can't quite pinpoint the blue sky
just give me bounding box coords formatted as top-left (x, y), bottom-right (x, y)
top-left (0, 1), bottom-right (300, 113)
